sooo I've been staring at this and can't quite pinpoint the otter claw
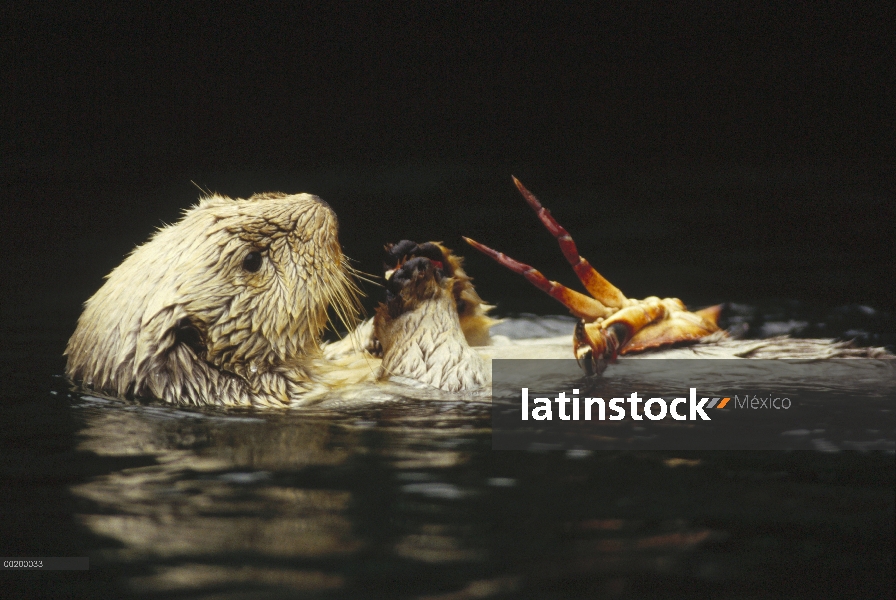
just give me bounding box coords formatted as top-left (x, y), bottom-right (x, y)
top-left (387, 256), bottom-right (441, 292)
top-left (384, 240), bottom-right (421, 267)
top-left (384, 240), bottom-right (448, 277)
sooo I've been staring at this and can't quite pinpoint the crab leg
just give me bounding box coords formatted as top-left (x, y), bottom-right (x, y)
top-left (462, 237), bottom-right (614, 321)
top-left (512, 176), bottom-right (628, 309)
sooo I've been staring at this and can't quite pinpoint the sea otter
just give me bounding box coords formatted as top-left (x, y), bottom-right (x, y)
top-left (65, 192), bottom-right (365, 407)
top-left (65, 191), bottom-right (501, 407)
top-left (66, 188), bottom-right (890, 408)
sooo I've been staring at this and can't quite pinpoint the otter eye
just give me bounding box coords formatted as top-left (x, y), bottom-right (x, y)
top-left (242, 250), bottom-right (263, 273)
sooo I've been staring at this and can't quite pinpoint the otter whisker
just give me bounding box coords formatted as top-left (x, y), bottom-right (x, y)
top-left (343, 259), bottom-right (381, 288)
top-left (323, 260), bottom-right (365, 338)
top-left (348, 270), bottom-right (382, 288)
top-left (190, 180), bottom-right (213, 196)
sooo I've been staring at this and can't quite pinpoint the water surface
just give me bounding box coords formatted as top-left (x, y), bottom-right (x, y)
top-left (3, 310), bottom-right (893, 599)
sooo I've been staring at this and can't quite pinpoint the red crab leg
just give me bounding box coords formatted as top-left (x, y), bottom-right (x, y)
top-left (463, 237), bottom-right (614, 321)
top-left (512, 176), bottom-right (628, 310)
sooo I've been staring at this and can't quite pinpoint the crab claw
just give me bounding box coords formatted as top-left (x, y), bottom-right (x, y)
top-left (574, 298), bottom-right (671, 366)
top-left (574, 320), bottom-right (626, 376)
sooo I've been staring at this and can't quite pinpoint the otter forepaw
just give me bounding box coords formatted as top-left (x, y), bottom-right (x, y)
top-left (374, 240), bottom-right (490, 392)
top-left (383, 255), bottom-right (446, 317)
top-left (384, 240), bottom-right (451, 280)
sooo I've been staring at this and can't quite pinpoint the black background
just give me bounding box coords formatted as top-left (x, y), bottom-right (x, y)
top-left (4, 2), bottom-right (895, 349)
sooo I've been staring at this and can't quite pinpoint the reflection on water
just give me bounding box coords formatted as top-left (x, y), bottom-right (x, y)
top-left (68, 390), bottom-right (893, 599)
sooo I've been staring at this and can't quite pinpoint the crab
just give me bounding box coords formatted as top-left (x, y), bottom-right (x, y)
top-left (463, 178), bottom-right (724, 375)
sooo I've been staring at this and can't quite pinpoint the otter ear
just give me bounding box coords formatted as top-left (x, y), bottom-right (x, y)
top-left (174, 316), bottom-right (208, 357)
top-left (135, 306), bottom-right (208, 365)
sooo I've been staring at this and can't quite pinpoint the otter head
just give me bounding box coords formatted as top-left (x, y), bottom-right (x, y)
top-left (65, 192), bottom-right (361, 406)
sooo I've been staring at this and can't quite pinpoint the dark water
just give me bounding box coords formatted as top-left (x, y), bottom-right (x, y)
top-left (2, 310), bottom-right (894, 599)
